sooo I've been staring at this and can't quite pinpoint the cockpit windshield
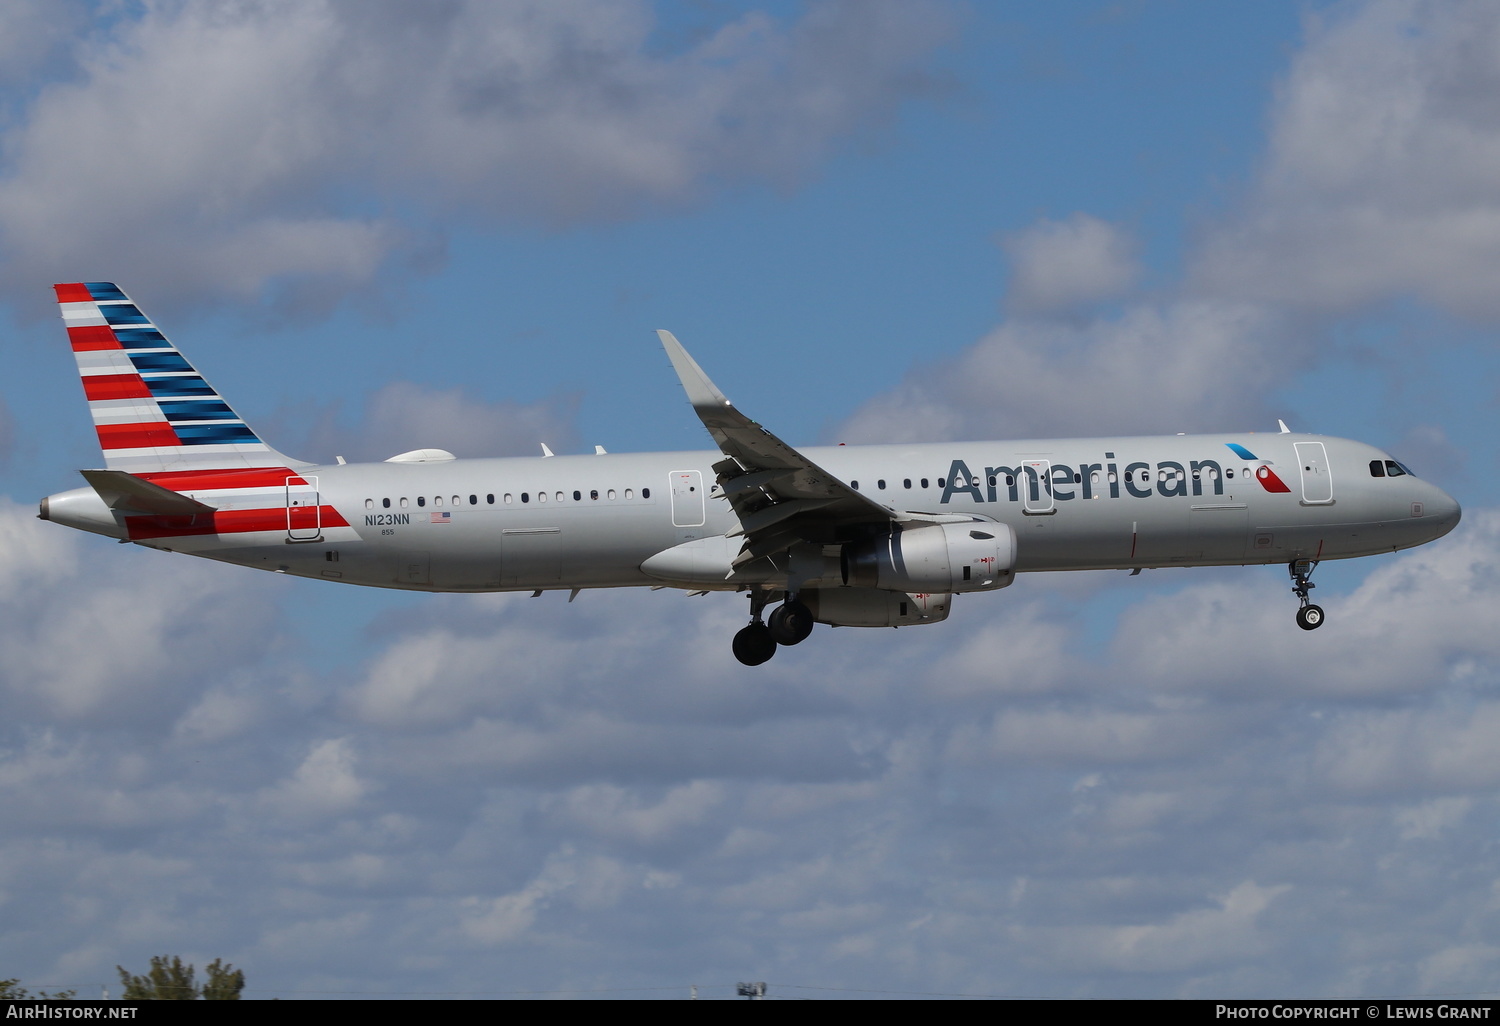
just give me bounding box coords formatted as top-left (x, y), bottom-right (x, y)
top-left (1369, 458), bottom-right (1415, 478)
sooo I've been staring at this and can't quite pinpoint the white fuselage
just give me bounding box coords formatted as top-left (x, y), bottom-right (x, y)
top-left (43, 432), bottom-right (1462, 594)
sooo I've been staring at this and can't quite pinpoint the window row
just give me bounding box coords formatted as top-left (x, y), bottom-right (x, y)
top-left (363, 487), bottom-right (652, 510)
top-left (848, 467), bottom-right (1250, 492)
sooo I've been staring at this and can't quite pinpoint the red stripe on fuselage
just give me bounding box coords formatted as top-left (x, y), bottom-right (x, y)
top-left (82, 373), bottom-right (153, 401)
top-left (137, 467), bottom-right (305, 490)
top-left (68, 325), bottom-right (120, 351)
top-left (53, 283), bottom-right (92, 303)
top-left (97, 422), bottom-right (181, 449)
top-left (124, 505), bottom-right (350, 540)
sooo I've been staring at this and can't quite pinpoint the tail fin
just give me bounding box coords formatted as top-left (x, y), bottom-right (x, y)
top-left (54, 282), bottom-right (303, 473)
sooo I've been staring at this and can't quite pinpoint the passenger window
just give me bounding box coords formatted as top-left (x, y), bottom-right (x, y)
top-left (470, 495), bottom-right (478, 505)
top-left (418, 496), bottom-right (427, 507)
top-left (503, 493), bottom-right (512, 504)
top-left (1107, 473), bottom-right (1116, 484)
top-left (573, 490), bottom-right (581, 501)
top-left (851, 480), bottom-right (859, 490)
top-left (433, 496), bottom-right (442, 507)
top-left (538, 492), bottom-right (547, 503)
top-left (921, 478), bottom-right (929, 489)
top-left (382, 498), bottom-right (391, 508)
top-left (938, 478), bottom-right (946, 488)
top-left (521, 493), bottom-right (529, 503)
top-left (1074, 473), bottom-right (1082, 484)
top-left (454, 495), bottom-right (461, 506)
top-left (399, 497), bottom-right (408, 508)
top-left (591, 490), bottom-right (599, 500)
top-left (1006, 475), bottom-right (1015, 487)
top-left (988, 476), bottom-right (996, 487)
top-left (643, 488), bottom-right (651, 499)
top-left (903, 479), bottom-right (911, 489)
top-left (625, 488), bottom-right (634, 499)
top-left (364, 498), bottom-right (373, 510)
top-left (1091, 471), bottom-right (1101, 485)
top-left (608, 489), bottom-right (616, 499)
top-left (1385, 460), bottom-right (1406, 477)
top-left (877, 480), bottom-right (886, 490)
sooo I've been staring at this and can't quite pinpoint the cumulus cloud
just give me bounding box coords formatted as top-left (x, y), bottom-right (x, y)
top-left (1197, 0), bottom-right (1500, 318)
top-left (295, 381), bottom-right (581, 462)
top-left (841, 299), bottom-right (1281, 442)
top-left (3, 505), bottom-right (1499, 996)
top-left (1002, 213), bottom-right (1140, 315)
top-left (0, 0), bottom-right (953, 317)
top-left (845, 0), bottom-right (1500, 448)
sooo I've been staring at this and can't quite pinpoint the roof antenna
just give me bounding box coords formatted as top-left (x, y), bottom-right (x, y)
top-left (540, 443), bottom-right (555, 457)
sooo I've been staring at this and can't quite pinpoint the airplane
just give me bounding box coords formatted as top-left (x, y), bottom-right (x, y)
top-left (40, 282), bottom-right (1462, 666)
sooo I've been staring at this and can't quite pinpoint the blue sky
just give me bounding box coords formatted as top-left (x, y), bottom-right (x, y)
top-left (2, 0), bottom-right (1499, 1000)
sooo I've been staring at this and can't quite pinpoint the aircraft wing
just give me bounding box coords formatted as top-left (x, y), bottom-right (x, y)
top-left (657, 330), bottom-right (896, 571)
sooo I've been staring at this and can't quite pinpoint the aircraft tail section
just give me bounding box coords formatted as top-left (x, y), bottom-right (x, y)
top-left (53, 282), bottom-right (303, 474)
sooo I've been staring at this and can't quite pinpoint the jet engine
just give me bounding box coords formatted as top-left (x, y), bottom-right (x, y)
top-left (841, 521), bottom-right (1016, 593)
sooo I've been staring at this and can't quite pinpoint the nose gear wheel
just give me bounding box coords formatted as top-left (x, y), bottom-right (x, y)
top-left (1289, 559), bottom-right (1324, 630)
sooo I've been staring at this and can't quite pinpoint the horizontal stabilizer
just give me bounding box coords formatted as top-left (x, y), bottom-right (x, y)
top-left (80, 469), bottom-right (217, 515)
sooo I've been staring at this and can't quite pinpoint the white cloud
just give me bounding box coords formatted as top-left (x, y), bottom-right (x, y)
top-left (1197, 0), bottom-right (1500, 318)
top-left (841, 299), bottom-right (1280, 443)
top-left (297, 381), bottom-right (581, 464)
top-left (0, 0), bottom-right (953, 317)
top-left (1002, 213), bottom-right (1140, 315)
top-left (0, 501), bottom-right (280, 722)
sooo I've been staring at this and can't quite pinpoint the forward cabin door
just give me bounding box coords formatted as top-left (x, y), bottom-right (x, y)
top-left (1294, 442), bottom-right (1334, 505)
top-left (286, 475), bottom-right (321, 541)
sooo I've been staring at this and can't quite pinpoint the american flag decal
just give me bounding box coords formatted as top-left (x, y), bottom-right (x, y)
top-left (430, 511), bottom-right (452, 524)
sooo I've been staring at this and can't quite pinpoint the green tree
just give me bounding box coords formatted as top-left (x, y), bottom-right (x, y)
top-left (116, 955), bottom-right (243, 1000)
top-left (200, 959), bottom-right (244, 1001)
top-left (0, 979), bottom-right (77, 1000)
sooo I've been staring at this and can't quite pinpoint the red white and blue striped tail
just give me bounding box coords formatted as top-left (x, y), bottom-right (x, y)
top-left (54, 282), bottom-right (303, 474)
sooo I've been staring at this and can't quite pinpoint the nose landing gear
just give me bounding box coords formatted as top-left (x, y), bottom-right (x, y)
top-left (1290, 559), bottom-right (1324, 630)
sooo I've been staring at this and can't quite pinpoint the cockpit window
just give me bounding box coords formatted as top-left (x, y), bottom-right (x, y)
top-left (1370, 460), bottom-right (1385, 478)
top-left (1385, 460), bottom-right (1407, 478)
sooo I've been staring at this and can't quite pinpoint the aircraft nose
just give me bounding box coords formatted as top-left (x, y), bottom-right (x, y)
top-left (1424, 483), bottom-right (1461, 537)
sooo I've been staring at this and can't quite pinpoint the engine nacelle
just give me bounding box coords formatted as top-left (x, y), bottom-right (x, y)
top-left (803, 588), bottom-right (952, 627)
top-left (841, 521), bottom-right (1016, 594)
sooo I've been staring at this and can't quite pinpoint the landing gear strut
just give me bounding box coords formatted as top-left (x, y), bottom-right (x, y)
top-left (1290, 559), bottom-right (1324, 631)
top-left (732, 590), bottom-right (777, 666)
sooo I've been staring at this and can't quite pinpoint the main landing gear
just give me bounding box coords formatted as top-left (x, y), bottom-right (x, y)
top-left (1290, 558), bottom-right (1324, 631)
top-left (732, 591), bottom-right (814, 666)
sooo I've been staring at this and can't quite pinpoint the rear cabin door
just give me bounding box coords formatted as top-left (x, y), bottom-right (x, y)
top-left (286, 475), bottom-right (321, 540)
